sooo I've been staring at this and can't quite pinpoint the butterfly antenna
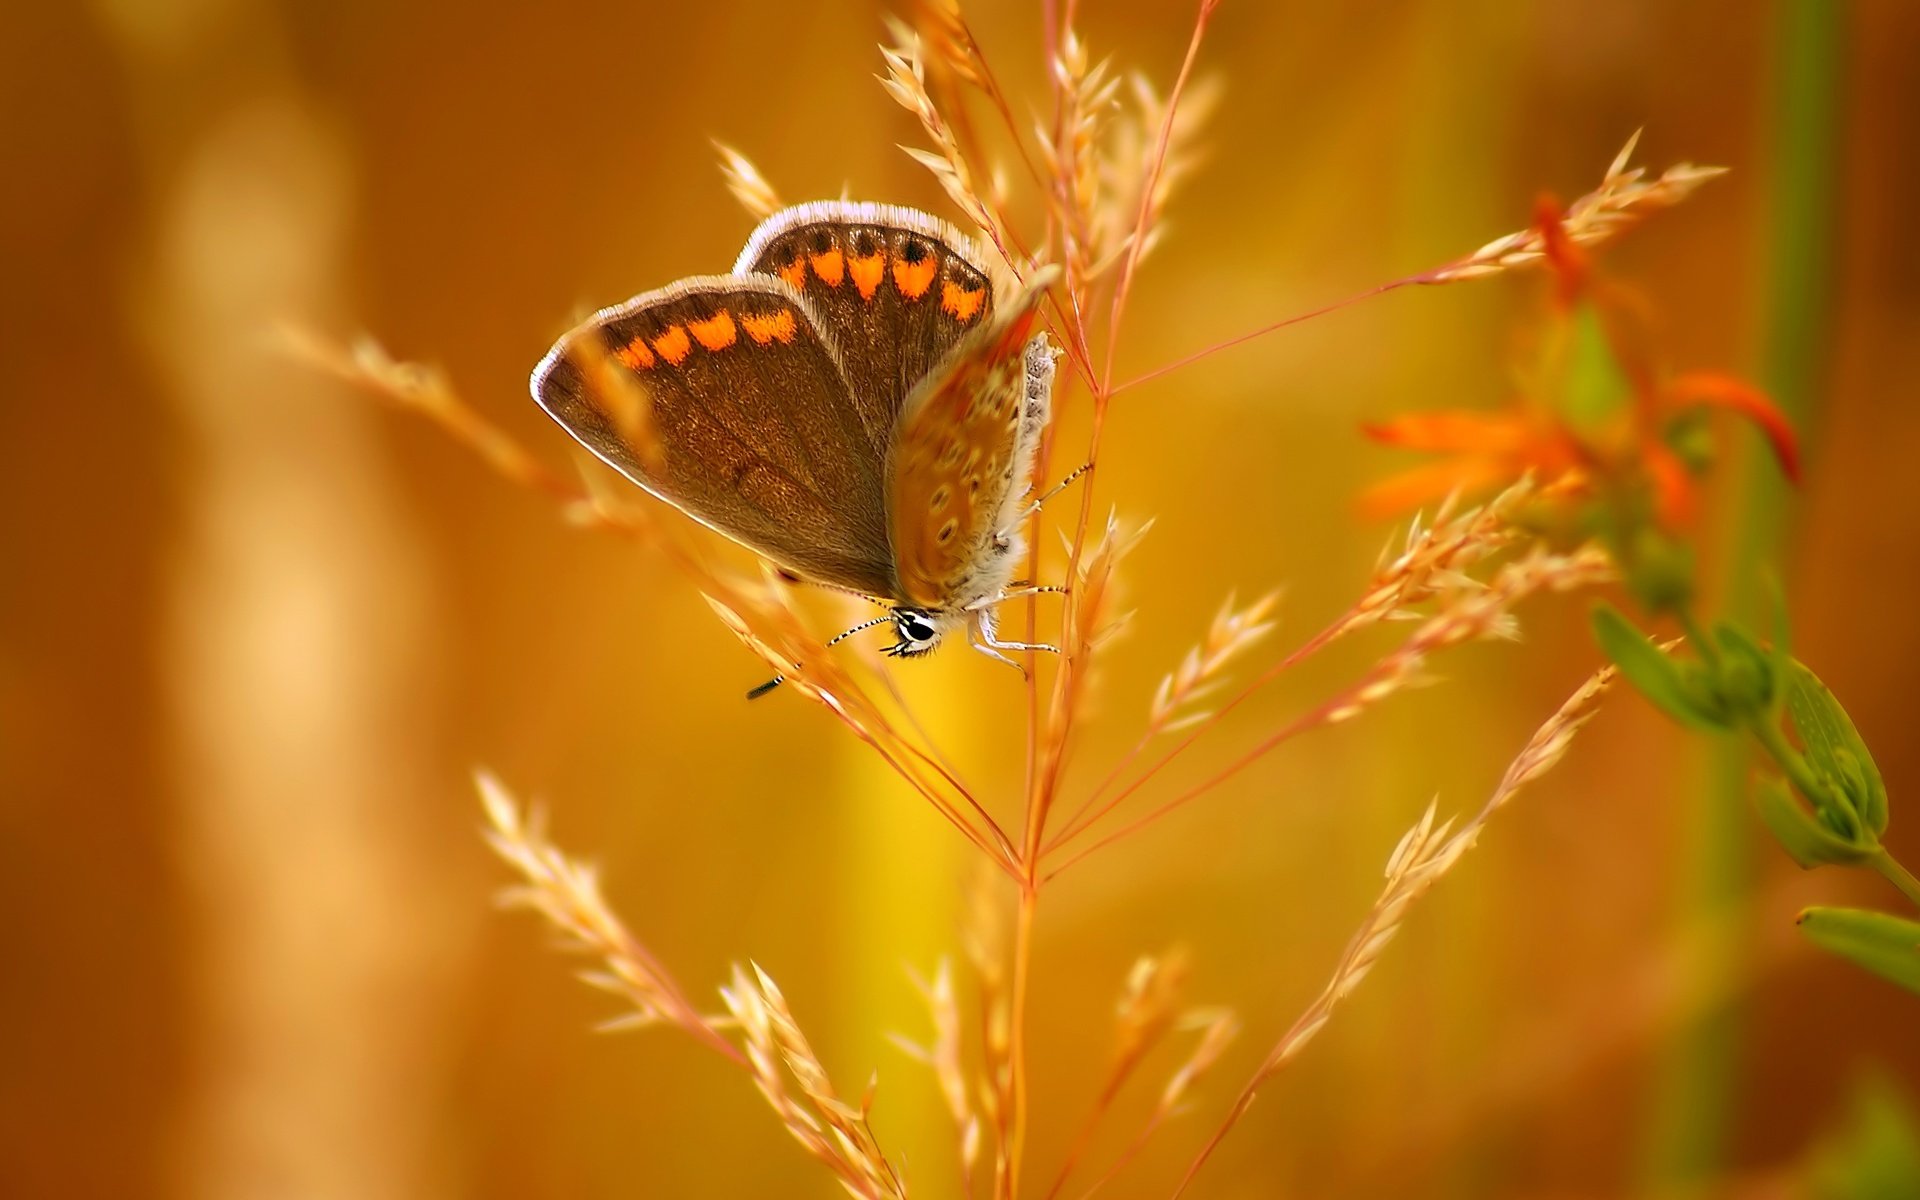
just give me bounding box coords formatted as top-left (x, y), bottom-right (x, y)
top-left (744, 614), bottom-right (894, 700)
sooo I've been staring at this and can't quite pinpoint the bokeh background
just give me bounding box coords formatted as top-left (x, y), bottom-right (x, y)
top-left (6, 1), bottom-right (1919, 1197)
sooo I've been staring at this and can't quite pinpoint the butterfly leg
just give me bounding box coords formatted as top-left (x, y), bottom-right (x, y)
top-left (966, 608), bottom-right (1060, 675)
top-left (981, 635), bottom-right (1061, 655)
top-left (964, 584), bottom-right (1067, 610)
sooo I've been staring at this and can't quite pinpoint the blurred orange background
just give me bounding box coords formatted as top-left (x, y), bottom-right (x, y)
top-left (6, 1), bottom-right (1920, 1197)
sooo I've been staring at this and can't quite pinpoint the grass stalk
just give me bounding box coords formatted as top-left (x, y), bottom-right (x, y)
top-left (1637, 0), bottom-right (1840, 1190)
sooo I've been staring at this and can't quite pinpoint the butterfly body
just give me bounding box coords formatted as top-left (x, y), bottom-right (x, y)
top-left (531, 202), bottom-right (1058, 667)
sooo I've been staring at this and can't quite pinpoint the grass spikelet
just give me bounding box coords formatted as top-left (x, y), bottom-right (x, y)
top-left (478, 772), bottom-right (743, 1062)
top-left (1089, 71), bottom-right (1220, 285)
top-left (1040, 27), bottom-right (1121, 294)
top-left (1148, 590), bottom-right (1282, 731)
top-left (897, 959), bottom-right (980, 1188)
top-left (714, 140), bottom-right (785, 220)
top-left (282, 329), bottom-right (601, 513)
top-left (1173, 663), bottom-right (1621, 1195)
top-left (1344, 481), bottom-right (1532, 635)
top-left (880, 21), bottom-right (1007, 259)
top-left (909, 0), bottom-right (983, 88)
top-left (1156, 1009), bottom-right (1241, 1119)
top-left (1045, 950), bottom-right (1191, 1198)
top-left (1113, 951), bottom-right (1189, 1066)
top-left (723, 963), bottom-right (908, 1199)
top-left (1424, 131), bottom-right (1728, 285)
top-left (1067, 510), bottom-right (1153, 660)
top-left (1076, 1007), bottom-right (1241, 1199)
top-left (1315, 544), bottom-right (1615, 729)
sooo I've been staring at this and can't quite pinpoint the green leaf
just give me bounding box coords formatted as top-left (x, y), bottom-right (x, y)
top-left (1806, 1073), bottom-right (1920, 1200)
top-left (1786, 660), bottom-right (1889, 836)
top-left (1756, 777), bottom-right (1874, 868)
top-left (1590, 602), bottom-right (1727, 731)
top-left (1798, 906), bottom-right (1920, 995)
top-left (1560, 304), bottom-right (1634, 436)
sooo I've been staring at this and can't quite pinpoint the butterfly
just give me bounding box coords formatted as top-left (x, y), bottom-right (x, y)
top-left (530, 202), bottom-right (1065, 688)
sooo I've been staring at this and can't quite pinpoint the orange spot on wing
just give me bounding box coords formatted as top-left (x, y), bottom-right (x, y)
top-left (808, 248), bottom-right (845, 287)
top-left (778, 257), bottom-right (808, 290)
top-left (941, 280), bottom-right (985, 322)
top-left (892, 255), bottom-right (937, 299)
top-left (688, 311), bottom-right (737, 351)
top-left (652, 324), bottom-right (692, 365)
top-left (614, 335), bottom-right (655, 370)
top-left (848, 252), bottom-right (886, 301)
top-left (741, 309), bottom-right (798, 344)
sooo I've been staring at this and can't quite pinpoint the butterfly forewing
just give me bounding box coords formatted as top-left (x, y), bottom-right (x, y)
top-left (736, 203), bottom-right (1001, 445)
top-left (532, 275), bottom-right (896, 595)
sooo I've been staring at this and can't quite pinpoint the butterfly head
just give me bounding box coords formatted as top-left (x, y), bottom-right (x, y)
top-left (884, 607), bottom-right (949, 658)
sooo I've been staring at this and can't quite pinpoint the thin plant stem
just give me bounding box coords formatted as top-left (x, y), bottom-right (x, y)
top-left (1043, 1034), bottom-right (1153, 1199)
top-left (1004, 883), bottom-right (1040, 1199)
top-left (1639, 0), bottom-right (1840, 1187)
top-left (1110, 279), bottom-right (1402, 396)
top-left (1045, 600), bottom-right (1358, 855)
top-left (1870, 851), bottom-right (1920, 910)
top-left (1072, 1109), bottom-right (1169, 1200)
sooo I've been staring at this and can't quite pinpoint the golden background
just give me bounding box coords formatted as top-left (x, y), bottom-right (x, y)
top-left (5, 1), bottom-right (1918, 1196)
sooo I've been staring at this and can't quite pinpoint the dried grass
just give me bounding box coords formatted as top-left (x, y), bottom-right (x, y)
top-left (1044, 951), bottom-right (1191, 1198)
top-left (1174, 663), bottom-right (1620, 1195)
top-left (723, 964), bottom-right (908, 1199)
top-left (1424, 131), bottom-right (1727, 284)
top-left (480, 774), bottom-right (746, 1054)
top-left (714, 141), bottom-right (785, 221)
top-left (881, 21), bottom-right (1014, 267)
top-left (892, 961), bottom-right (982, 1193)
top-left (484, 772), bottom-right (909, 1196)
top-left (303, 2), bottom-right (1736, 1193)
top-left (1147, 590), bottom-right (1281, 733)
top-left (1111, 131), bottom-right (1725, 397)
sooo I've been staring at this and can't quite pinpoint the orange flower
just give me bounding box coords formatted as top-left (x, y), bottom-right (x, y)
top-left (1363, 201), bottom-right (1799, 526)
top-left (1359, 407), bottom-right (1583, 517)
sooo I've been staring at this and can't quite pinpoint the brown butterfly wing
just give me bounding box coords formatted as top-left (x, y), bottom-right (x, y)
top-left (735, 203), bottom-right (1001, 450)
top-left (886, 298), bottom-right (1052, 609)
top-left (531, 275), bottom-right (896, 596)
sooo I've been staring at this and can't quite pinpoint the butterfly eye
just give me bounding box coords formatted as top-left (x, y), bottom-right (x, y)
top-left (896, 610), bottom-right (938, 642)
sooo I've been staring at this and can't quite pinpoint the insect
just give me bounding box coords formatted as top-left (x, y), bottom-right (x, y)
top-left (530, 202), bottom-right (1072, 691)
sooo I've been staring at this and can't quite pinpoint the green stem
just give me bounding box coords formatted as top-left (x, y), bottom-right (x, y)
top-left (1638, 1), bottom-right (1841, 1191)
top-left (1872, 850), bottom-right (1920, 910)
top-left (1746, 714), bottom-right (1827, 810)
top-left (1678, 608), bottom-right (1723, 674)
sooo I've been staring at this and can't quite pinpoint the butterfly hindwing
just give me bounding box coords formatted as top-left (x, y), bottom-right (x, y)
top-left (886, 295), bottom-right (1054, 609)
top-left (736, 202), bottom-right (1001, 449)
top-left (531, 275), bottom-right (896, 595)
